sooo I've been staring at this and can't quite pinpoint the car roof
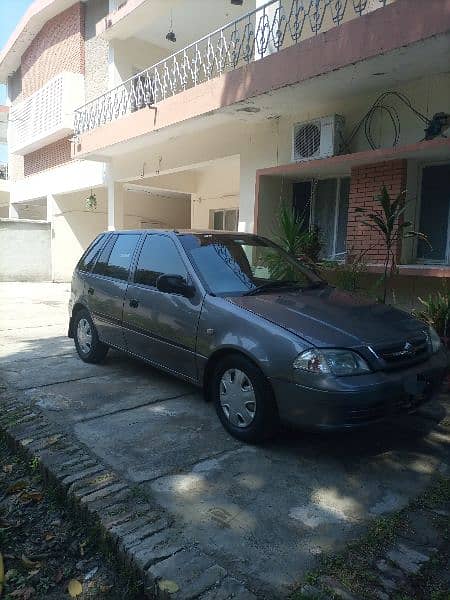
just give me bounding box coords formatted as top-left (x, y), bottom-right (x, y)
top-left (102, 229), bottom-right (259, 237)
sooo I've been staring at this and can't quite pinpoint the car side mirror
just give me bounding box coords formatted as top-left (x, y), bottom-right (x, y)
top-left (156, 274), bottom-right (195, 298)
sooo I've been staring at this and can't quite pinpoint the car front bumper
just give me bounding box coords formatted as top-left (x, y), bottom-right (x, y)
top-left (270, 349), bottom-right (449, 430)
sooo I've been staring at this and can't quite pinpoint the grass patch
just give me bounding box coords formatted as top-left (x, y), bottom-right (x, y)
top-left (291, 475), bottom-right (450, 600)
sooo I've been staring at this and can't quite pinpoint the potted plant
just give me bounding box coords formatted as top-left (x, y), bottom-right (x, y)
top-left (85, 191), bottom-right (97, 211)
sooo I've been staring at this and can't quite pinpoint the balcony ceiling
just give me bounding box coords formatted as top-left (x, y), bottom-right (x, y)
top-left (101, 0), bottom-right (253, 49)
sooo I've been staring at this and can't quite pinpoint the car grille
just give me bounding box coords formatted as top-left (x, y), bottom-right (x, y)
top-left (347, 393), bottom-right (429, 424)
top-left (371, 335), bottom-right (429, 370)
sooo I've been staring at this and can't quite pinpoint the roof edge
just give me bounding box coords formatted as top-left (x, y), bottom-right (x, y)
top-left (0, 0), bottom-right (78, 84)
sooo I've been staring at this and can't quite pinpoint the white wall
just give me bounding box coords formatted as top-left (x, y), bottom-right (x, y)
top-left (191, 157), bottom-right (240, 229)
top-left (122, 189), bottom-right (191, 229)
top-left (110, 38), bottom-right (168, 86)
top-left (52, 189), bottom-right (108, 282)
top-left (0, 219), bottom-right (51, 281)
top-left (51, 185), bottom-right (191, 281)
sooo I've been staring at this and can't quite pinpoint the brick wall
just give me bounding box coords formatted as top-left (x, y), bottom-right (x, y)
top-left (346, 159), bottom-right (408, 264)
top-left (24, 137), bottom-right (72, 178)
top-left (21, 2), bottom-right (85, 99)
top-left (17, 3), bottom-right (85, 177)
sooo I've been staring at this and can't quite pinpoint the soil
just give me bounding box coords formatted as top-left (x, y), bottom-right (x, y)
top-left (0, 438), bottom-right (145, 600)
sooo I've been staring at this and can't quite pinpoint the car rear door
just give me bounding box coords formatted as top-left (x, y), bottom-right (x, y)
top-left (84, 233), bottom-right (141, 348)
top-left (122, 233), bottom-right (204, 381)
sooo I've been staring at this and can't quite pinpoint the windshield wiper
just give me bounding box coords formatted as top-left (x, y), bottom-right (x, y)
top-left (243, 281), bottom-right (301, 296)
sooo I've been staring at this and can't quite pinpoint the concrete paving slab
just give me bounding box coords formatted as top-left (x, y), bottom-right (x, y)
top-left (1, 282), bottom-right (449, 598)
top-left (0, 352), bottom-right (132, 389)
top-left (23, 370), bottom-right (194, 424)
top-left (74, 394), bottom-right (241, 482)
top-left (146, 416), bottom-right (449, 595)
top-left (0, 335), bottom-right (74, 364)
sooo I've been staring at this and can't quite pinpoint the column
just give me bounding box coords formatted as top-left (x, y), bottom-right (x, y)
top-left (46, 194), bottom-right (55, 222)
top-left (106, 166), bottom-right (124, 231)
top-left (8, 203), bottom-right (18, 219)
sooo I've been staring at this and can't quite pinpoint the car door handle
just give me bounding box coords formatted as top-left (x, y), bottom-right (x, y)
top-left (88, 287), bottom-right (94, 295)
top-left (129, 299), bottom-right (139, 308)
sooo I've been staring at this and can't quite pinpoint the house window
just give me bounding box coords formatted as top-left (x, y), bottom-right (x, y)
top-left (292, 177), bottom-right (350, 259)
top-left (417, 164), bottom-right (450, 264)
top-left (211, 209), bottom-right (239, 231)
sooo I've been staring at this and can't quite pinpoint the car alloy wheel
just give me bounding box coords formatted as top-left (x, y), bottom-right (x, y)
top-left (219, 368), bottom-right (257, 428)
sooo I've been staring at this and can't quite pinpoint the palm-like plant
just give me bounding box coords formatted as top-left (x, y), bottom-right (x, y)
top-left (413, 290), bottom-right (450, 347)
top-left (355, 186), bottom-right (426, 303)
top-left (271, 203), bottom-right (322, 276)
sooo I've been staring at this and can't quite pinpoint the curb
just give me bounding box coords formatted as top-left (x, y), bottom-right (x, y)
top-left (0, 385), bottom-right (257, 600)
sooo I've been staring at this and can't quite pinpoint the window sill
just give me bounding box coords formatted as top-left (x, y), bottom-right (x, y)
top-left (366, 264), bottom-right (450, 278)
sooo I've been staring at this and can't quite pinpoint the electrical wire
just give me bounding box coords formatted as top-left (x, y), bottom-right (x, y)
top-left (341, 90), bottom-right (431, 152)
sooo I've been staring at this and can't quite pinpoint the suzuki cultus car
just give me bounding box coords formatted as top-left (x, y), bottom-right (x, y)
top-left (69, 230), bottom-right (448, 442)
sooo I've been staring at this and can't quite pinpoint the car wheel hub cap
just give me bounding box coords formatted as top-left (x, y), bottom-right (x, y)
top-left (77, 318), bottom-right (92, 354)
top-left (219, 368), bottom-right (256, 428)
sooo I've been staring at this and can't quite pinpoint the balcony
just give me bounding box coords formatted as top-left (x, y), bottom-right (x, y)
top-left (9, 72), bottom-right (84, 155)
top-left (74, 0), bottom-right (392, 136)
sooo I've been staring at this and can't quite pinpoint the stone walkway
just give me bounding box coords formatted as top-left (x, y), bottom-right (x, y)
top-left (0, 283), bottom-right (449, 599)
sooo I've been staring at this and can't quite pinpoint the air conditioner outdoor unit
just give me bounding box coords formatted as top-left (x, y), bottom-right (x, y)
top-left (292, 115), bottom-right (345, 162)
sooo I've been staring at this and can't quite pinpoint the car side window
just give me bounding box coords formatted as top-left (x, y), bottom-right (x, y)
top-left (134, 235), bottom-right (187, 287)
top-left (93, 234), bottom-right (140, 280)
top-left (77, 235), bottom-right (107, 272)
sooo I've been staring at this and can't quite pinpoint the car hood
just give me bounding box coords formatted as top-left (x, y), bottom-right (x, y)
top-left (227, 286), bottom-right (426, 347)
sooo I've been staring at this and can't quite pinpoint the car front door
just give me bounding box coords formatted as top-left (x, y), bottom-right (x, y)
top-left (122, 233), bottom-right (204, 381)
top-left (84, 233), bottom-right (141, 348)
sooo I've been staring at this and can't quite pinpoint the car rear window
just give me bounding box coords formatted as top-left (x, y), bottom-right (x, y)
top-left (93, 234), bottom-right (140, 281)
top-left (77, 235), bottom-right (107, 272)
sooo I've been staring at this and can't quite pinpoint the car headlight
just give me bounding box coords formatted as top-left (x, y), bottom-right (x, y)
top-left (293, 348), bottom-right (371, 376)
top-left (428, 326), bottom-right (442, 354)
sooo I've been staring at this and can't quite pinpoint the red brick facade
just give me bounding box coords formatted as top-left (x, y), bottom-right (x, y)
top-left (19, 2), bottom-right (84, 177)
top-left (21, 2), bottom-right (85, 99)
top-left (346, 160), bottom-right (408, 264)
top-left (24, 137), bottom-right (72, 178)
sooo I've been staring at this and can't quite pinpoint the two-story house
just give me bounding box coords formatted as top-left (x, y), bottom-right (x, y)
top-left (1, 0), bottom-right (449, 292)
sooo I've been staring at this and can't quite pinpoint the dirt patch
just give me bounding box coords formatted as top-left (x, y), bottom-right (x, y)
top-left (0, 438), bottom-right (145, 600)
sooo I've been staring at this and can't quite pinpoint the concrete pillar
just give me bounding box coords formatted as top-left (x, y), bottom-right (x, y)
top-left (106, 166), bottom-right (124, 230)
top-left (8, 203), bottom-right (19, 219)
top-left (46, 194), bottom-right (56, 282)
top-left (46, 194), bottom-right (55, 222)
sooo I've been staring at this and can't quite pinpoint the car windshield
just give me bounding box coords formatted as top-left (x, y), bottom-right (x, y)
top-left (178, 233), bottom-right (323, 296)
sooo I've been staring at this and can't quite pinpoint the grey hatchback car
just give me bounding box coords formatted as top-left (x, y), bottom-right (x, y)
top-left (68, 230), bottom-right (448, 442)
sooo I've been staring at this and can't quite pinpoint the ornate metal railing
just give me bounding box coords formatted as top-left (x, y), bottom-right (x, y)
top-left (74, 0), bottom-right (389, 135)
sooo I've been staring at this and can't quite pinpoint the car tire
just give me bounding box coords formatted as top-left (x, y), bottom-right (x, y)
top-left (73, 308), bottom-right (109, 364)
top-left (210, 353), bottom-right (279, 443)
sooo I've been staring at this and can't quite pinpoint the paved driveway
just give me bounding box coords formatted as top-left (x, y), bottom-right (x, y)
top-left (1, 282), bottom-right (449, 597)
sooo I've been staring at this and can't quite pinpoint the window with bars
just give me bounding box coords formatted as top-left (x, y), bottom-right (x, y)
top-left (292, 177), bottom-right (350, 259)
top-left (416, 164), bottom-right (450, 265)
top-left (210, 209), bottom-right (239, 232)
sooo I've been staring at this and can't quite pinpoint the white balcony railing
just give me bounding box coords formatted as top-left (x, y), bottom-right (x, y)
top-left (74, 0), bottom-right (390, 135)
top-left (9, 72), bottom-right (85, 155)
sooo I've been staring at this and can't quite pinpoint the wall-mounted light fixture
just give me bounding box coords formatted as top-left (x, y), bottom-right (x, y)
top-left (166, 10), bottom-right (176, 43)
